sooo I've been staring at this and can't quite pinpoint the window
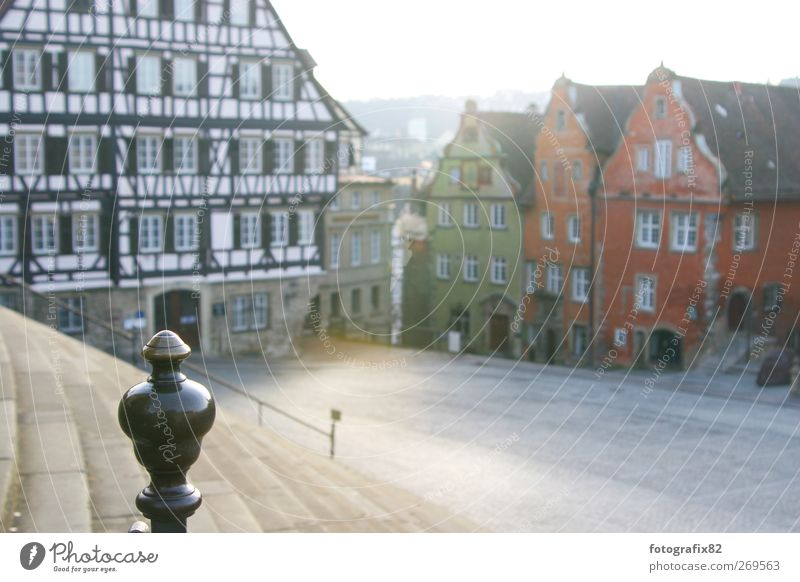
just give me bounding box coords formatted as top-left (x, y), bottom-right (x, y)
top-left (540, 212), bottom-right (554, 240)
top-left (31, 215), bottom-right (57, 254)
top-left (437, 203), bottom-right (453, 227)
top-left (136, 55), bottom-right (161, 95)
top-left (571, 160), bottom-right (582, 181)
top-left (274, 138), bottom-right (293, 173)
top-left (351, 288), bottom-right (362, 314)
top-left (68, 51), bottom-right (95, 92)
top-left (556, 110), bottom-right (566, 131)
top-left (478, 165), bottom-right (492, 186)
top-left (654, 96), bottom-right (667, 119)
top-left (173, 58), bottom-right (197, 96)
top-left (239, 60), bottom-right (261, 99)
top-left (330, 292), bottom-right (341, 317)
top-left (572, 268), bottom-right (590, 302)
top-left (239, 212), bottom-right (260, 249)
top-left (436, 254), bottom-right (450, 279)
top-left (490, 256), bottom-right (507, 284)
top-left (139, 215), bottom-right (162, 253)
top-left (272, 62), bottom-right (294, 100)
top-left (677, 145), bottom-right (693, 174)
top-left (270, 211), bottom-right (288, 247)
top-left (573, 326), bottom-right (588, 357)
top-left (329, 194), bottom-right (340, 211)
top-left (253, 294), bottom-right (269, 329)
top-left (525, 261), bottom-right (538, 292)
top-left (229, 0), bottom-right (249, 25)
top-left (546, 264), bottom-right (563, 295)
top-left (654, 139), bottom-right (672, 179)
top-left (137, 0), bottom-right (157, 17)
top-left (174, 213), bottom-right (198, 251)
top-left (636, 146), bottom-right (649, 172)
top-left (567, 215), bottom-right (581, 243)
top-left (370, 230), bottom-right (381, 264)
top-left (636, 275), bottom-right (655, 312)
top-left (540, 161), bottom-right (548, 181)
top-left (734, 213), bottom-right (755, 251)
top-left (230, 294), bottom-right (269, 330)
top-left (174, 136), bottom-right (197, 174)
top-left (0, 215), bottom-right (17, 256)
top-left (464, 255), bottom-right (478, 282)
top-left (463, 203), bottom-right (479, 227)
top-left (351, 191), bottom-right (362, 210)
top-left (231, 296), bottom-right (248, 331)
top-left (174, 0), bottom-right (195, 21)
top-left (490, 204), bottom-right (506, 229)
top-left (305, 139), bottom-right (324, 173)
top-left (69, 134), bottom-right (96, 174)
top-left (239, 137), bottom-right (262, 174)
top-left (371, 190), bottom-right (380, 207)
top-left (671, 212), bottom-right (698, 252)
top-left (636, 211), bottom-right (661, 249)
top-left (15, 134), bottom-right (43, 175)
top-left (137, 135), bottom-right (160, 173)
top-left (449, 167), bottom-right (461, 185)
top-left (58, 297), bottom-right (84, 334)
top-left (298, 210), bottom-right (314, 245)
top-left (13, 49), bottom-right (40, 91)
top-left (330, 233), bottom-right (341, 268)
top-left (351, 231), bottom-right (362, 266)
top-left (370, 285), bottom-right (381, 311)
top-left (73, 213), bottom-right (98, 252)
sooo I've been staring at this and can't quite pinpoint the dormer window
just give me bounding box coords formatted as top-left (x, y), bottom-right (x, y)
top-left (229, 0), bottom-right (250, 25)
top-left (654, 96), bottom-right (667, 119)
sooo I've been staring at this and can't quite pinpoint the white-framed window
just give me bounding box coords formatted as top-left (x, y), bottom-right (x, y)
top-left (567, 215), bottom-right (581, 243)
top-left (636, 275), bottom-right (656, 312)
top-left (274, 138), bottom-right (293, 173)
top-left (69, 133), bottom-right (96, 174)
top-left (253, 293), bottom-right (269, 329)
top-left (174, 0), bottom-right (195, 21)
top-left (371, 190), bottom-right (381, 207)
top-left (298, 210), bottom-right (314, 245)
top-left (58, 297), bottom-right (84, 334)
top-left (31, 214), bottom-right (57, 255)
top-left (636, 146), bottom-right (650, 172)
top-left (734, 213), bottom-right (756, 251)
top-left (437, 203), bottom-right (453, 227)
top-left (573, 325), bottom-right (588, 357)
top-left (436, 253), bottom-right (450, 279)
top-left (137, 0), bottom-right (157, 17)
top-left (272, 62), bottom-right (294, 100)
top-left (239, 60), bottom-right (261, 99)
top-left (572, 268), bottom-right (590, 302)
top-left (571, 160), bottom-right (582, 181)
top-left (305, 139), bottom-right (324, 173)
top-left (137, 135), bottom-right (160, 173)
top-left (270, 211), bottom-right (288, 247)
top-left (15, 134), bottom-right (43, 175)
top-left (351, 231), bottom-right (362, 266)
top-left (174, 213), bottom-right (198, 251)
top-left (539, 161), bottom-right (548, 181)
top-left (73, 213), bottom-right (98, 252)
top-left (463, 255), bottom-right (479, 282)
top-left (240, 211), bottom-right (260, 249)
top-left (239, 137), bottom-right (262, 174)
top-left (654, 96), bottom-right (667, 119)
top-left (449, 166), bottom-right (461, 185)
top-left (173, 57), bottom-right (197, 96)
top-left (463, 203), bottom-right (479, 227)
top-left (330, 233), bottom-right (341, 268)
top-left (541, 212), bottom-right (554, 240)
top-left (490, 204), bottom-right (506, 229)
top-left (174, 136), bottom-right (197, 174)
top-left (13, 49), bottom-right (41, 91)
top-left (490, 256), bottom-right (507, 284)
top-left (136, 55), bottom-right (161, 95)
top-left (546, 264), bottom-right (563, 295)
top-left (677, 145), bottom-right (693, 174)
top-left (68, 51), bottom-right (95, 92)
top-left (231, 295), bottom-right (248, 331)
top-left (139, 215), bottom-right (162, 253)
top-left (525, 261), bottom-right (538, 292)
top-left (351, 191), bottom-right (362, 210)
top-left (369, 230), bottom-right (381, 264)
top-left (654, 139), bottom-right (672, 179)
top-left (636, 210), bottom-right (661, 249)
top-left (0, 215), bottom-right (17, 256)
top-left (671, 212), bottom-right (698, 252)
top-left (229, 0), bottom-right (249, 25)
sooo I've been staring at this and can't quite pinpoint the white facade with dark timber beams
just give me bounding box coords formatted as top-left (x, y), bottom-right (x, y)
top-left (0, 0), bottom-right (365, 356)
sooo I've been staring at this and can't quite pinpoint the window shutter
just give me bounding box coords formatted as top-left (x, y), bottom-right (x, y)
top-left (248, 0), bottom-right (256, 25)
top-left (197, 60), bottom-right (209, 97)
top-left (99, 206), bottom-right (112, 255)
top-left (162, 138), bottom-right (173, 173)
top-left (261, 63), bottom-right (272, 99)
top-left (126, 138), bottom-right (137, 175)
top-left (230, 63), bottom-right (239, 98)
top-left (129, 216), bottom-right (139, 255)
top-left (46, 137), bottom-right (67, 175)
top-left (324, 140), bottom-right (337, 175)
top-left (262, 139), bottom-right (274, 174)
top-left (164, 214), bottom-right (175, 253)
top-left (159, 0), bottom-right (174, 20)
top-left (198, 138), bottom-right (210, 174)
top-left (228, 139), bottom-right (239, 175)
top-left (161, 58), bottom-right (172, 96)
top-left (221, 0), bottom-right (230, 23)
top-left (0, 137), bottom-right (13, 176)
top-left (0, 51), bottom-right (12, 89)
top-left (41, 52), bottom-right (53, 91)
top-left (294, 140), bottom-right (305, 175)
top-left (131, 0), bottom-right (139, 15)
top-left (293, 66), bottom-right (303, 100)
top-left (314, 211), bottom-right (324, 249)
top-left (95, 53), bottom-right (108, 92)
top-left (261, 211), bottom-right (271, 249)
top-left (194, 0), bottom-right (202, 21)
top-left (288, 211), bottom-right (298, 246)
top-left (232, 213), bottom-right (241, 249)
top-left (98, 137), bottom-right (114, 174)
top-left (125, 57), bottom-right (136, 94)
top-left (60, 215), bottom-right (73, 255)
top-left (56, 52), bottom-right (69, 92)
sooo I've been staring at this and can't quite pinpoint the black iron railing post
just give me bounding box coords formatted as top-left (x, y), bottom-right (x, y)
top-left (330, 409), bottom-right (341, 459)
top-left (118, 330), bottom-right (216, 533)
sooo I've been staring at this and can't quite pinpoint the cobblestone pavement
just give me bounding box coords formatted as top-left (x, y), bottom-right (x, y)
top-left (200, 339), bottom-right (800, 532)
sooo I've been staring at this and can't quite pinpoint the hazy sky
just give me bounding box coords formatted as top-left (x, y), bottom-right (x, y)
top-left (271, 0), bottom-right (797, 102)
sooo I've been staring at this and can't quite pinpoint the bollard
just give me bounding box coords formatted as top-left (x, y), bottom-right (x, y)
top-left (118, 330), bottom-right (216, 533)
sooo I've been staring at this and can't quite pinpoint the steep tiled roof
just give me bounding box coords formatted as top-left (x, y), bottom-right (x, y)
top-left (571, 83), bottom-right (643, 155)
top-left (476, 110), bottom-right (540, 195)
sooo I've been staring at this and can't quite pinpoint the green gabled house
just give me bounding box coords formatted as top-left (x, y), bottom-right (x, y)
top-left (417, 100), bottom-right (539, 356)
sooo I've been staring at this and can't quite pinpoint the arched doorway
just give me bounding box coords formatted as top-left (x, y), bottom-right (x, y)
top-left (488, 314), bottom-right (510, 354)
top-left (649, 329), bottom-right (682, 368)
top-left (728, 291), bottom-right (750, 332)
top-left (154, 290), bottom-right (201, 350)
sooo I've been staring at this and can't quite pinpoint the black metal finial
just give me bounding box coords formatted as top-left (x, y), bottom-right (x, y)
top-left (118, 330), bottom-right (216, 533)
